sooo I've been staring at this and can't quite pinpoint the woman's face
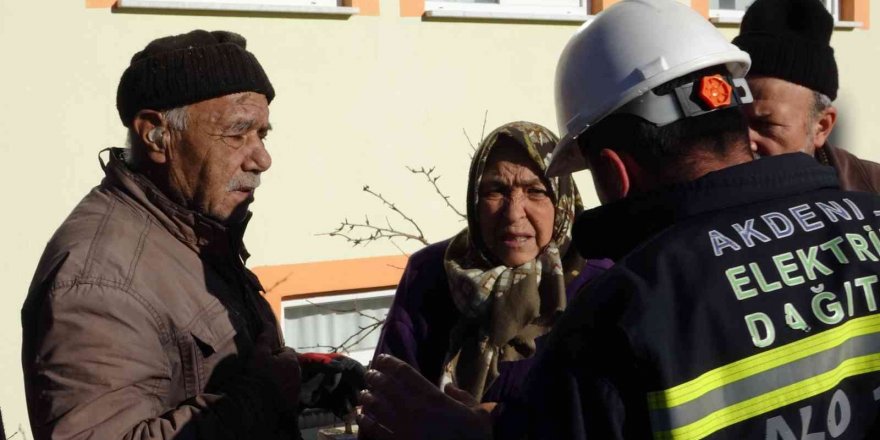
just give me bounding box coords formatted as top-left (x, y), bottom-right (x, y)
top-left (478, 145), bottom-right (556, 267)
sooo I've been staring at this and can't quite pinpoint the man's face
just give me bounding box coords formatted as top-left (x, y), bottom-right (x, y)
top-left (744, 76), bottom-right (823, 157)
top-left (477, 145), bottom-right (555, 267)
top-left (166, 92), bottom-right (271, 224)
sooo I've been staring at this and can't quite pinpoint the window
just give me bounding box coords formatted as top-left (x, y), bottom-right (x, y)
top-left (281, 289), bottom-right (394, 366)
top-left (710, 0), bottom-right (839, 23)
top-left (115, 0), bottom-right (358, 15)
top-left (424, 0), bottom-right (590, 21)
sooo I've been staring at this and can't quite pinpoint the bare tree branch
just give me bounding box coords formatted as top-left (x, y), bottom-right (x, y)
top-left (406, 166), bottom-right (466, 220)
top-left (388, 239), bottom-right (411, 258)
top-left (294, 300), bottom-right (387, 353)
top-left (480, 109), bottom-right (488, 144)
top-left (317, 221), bottom-right (428, 247)
top-left (6, 425), bottom-right (25, 440)
top-left (263, 270), bottom-right (295, 294)
top-left (313, 117), bottom-right (492, 360)
top-left (464, 110), bottom-right (488, 158)
top-left (333, 321), bottom-right (385, 353)
top-left (463, 128), bottom-right (477, 152)
top-left (318, 186), bottom-right (430, 247)
top-left (303, 299), bottom-right (384, 324)
top-left (362, 185), bottom-right (426, 240)
top-left (297, 321), bottom-right (385, 354)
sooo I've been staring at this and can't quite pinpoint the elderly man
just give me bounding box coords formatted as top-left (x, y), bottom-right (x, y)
top-left (22, 30), bottom-right (302, 439)
top-left (734, 0), bottom-right (880, 192)
top-left (358, 1), bottom-right (880, 438)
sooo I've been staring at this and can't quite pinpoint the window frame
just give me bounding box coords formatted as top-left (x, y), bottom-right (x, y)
top-left (253, 254), bottom-right (408, 365)
top-left (280, 289), bottom-right (395, 366)
top-left (708, 0), bottom-right (839, 23)
top-left (423, 0), bottom-right (590, 21)
top-left (115, 0), bottom-right (359, 15)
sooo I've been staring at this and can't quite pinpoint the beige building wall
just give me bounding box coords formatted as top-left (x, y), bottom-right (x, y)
top-left (0, 0), bottom-right (876, 435)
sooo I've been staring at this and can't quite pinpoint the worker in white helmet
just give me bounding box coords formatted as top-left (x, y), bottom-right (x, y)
top-left (357, 1), bottom-right (880, 438)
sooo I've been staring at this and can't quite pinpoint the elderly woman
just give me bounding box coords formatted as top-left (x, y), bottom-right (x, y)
top-left (372, 121), bottom-right (610, 406)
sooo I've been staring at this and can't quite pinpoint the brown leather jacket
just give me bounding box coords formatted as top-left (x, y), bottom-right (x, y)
top-left (818, 143), bottom-right (880, 193)
top-left (22, 149), bottom-right (297, 439)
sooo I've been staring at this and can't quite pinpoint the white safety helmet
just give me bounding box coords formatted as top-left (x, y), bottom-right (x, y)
top-left (547, 0), bottom-right (752, 177)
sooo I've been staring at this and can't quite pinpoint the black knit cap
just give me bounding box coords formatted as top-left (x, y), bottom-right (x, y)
top-left (116, 30), bottom-right (275, 127)
top-left (733, 0), bottom-right (838, 100)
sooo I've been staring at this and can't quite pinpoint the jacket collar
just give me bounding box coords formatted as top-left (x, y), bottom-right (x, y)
top-left (100, 148), bottom-right (251, 264)
top-left (573, 153), bottom-right (840, 261)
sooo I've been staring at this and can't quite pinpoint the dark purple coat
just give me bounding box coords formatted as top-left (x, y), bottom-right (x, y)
top-left (373, 239), bottom-right (612, 403)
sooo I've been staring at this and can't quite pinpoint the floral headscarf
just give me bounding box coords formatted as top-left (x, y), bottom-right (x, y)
top-left (440, 121), bottom-right (584, 399)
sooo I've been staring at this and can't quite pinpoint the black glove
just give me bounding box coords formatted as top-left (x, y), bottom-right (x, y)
top-left (297, 352), bottom-right (367, 418)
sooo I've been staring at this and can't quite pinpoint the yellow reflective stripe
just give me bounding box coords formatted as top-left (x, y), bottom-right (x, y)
top-left (652, 353), bottom-right (880, 440)
top-left (647, 313), bottom-right (880, 410)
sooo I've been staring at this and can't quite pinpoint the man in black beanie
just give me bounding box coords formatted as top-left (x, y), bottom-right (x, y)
top-left (734, 0), bottom-right (880, 193)
top-left (22, 30), bottom-right (364, 440)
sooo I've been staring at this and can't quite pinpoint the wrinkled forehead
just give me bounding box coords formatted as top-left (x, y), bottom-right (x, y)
top-left (747, 76), bottom-right (815, 104)
top-left (745, 78), bottom-right (816, 120)
top-left (189, 92), bottom-right (270, 126)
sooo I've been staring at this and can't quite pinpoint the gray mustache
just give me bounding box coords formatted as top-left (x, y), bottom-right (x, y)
top-left (227, 173), bottom-right (261, 192)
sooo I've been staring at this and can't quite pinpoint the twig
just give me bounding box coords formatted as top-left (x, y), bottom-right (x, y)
top-left (333, 321), bottom-right (385, 352)
top-left (480, 109), bottom-right (488, 143)
top-left (463, 128), bottom-right (477, 152)
top-left (318, 187), bottom-right (430, 247)
top-left (362, 186), bottom-right (426, 240)
top-left (388, 239), bottom-right (411, 258)
top-left (304, 299), bottom-right (384, 324)
top-left (263, 270), bottom-right (295, 294)
top-left (317, 222), bottom-right (428, 247)
top-left (406, 166), bottom-right (466, 220)
top-left (297, 319), bottom-right (386, 354)
top-left (296, 300), bottom-right (387, 352)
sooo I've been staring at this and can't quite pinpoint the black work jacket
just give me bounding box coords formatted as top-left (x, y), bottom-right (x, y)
top-left (499, 153), bottom-right (880, 439)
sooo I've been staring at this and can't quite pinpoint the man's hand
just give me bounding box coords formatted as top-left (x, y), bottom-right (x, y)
top-left (246, 327), bottom-right (301, 418)
top-left (298, 352), bottom-right (367, 418)
top-left (357, 354), bottom-right (493, 440)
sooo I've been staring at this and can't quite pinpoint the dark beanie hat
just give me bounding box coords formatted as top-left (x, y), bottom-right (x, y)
top-left (116, 30), bottom-right (275, 127)
top-left (733, 0), bottom-right (838, 100)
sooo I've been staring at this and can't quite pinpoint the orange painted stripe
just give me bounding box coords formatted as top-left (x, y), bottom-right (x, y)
top-left (344, 0), bottom-right (380, 16)
top-left (400, 0), bottom-right (425, 17)
top-left (86, 0), bottom-right (116, 7)
top-left (841, 0), bottom-right (870, 29)
top-left (691, 0), bottom-right (709, 18)
top-left (253, 255), bottom-right (408, 319)
top-left (590, 0), bottom-right (622, 14)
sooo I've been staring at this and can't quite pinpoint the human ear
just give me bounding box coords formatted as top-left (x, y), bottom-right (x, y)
top-left (813, 105), bottom-right (837, 150)
top-left (594, 148), bottom-right (631, 202)
top-left (132, 110), bottom-right (169, 164)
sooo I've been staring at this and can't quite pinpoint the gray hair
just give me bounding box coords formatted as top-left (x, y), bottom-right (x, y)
top-left (125, 106), bottom-right (189, 165)
top-left (811, 91), bottom-right (833, 121)
top-left (163, 106), bottom-right (189, 132)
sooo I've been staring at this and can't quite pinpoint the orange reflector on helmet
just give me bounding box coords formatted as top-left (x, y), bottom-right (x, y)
top-left (698, 74), bottom-right (733, 109)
